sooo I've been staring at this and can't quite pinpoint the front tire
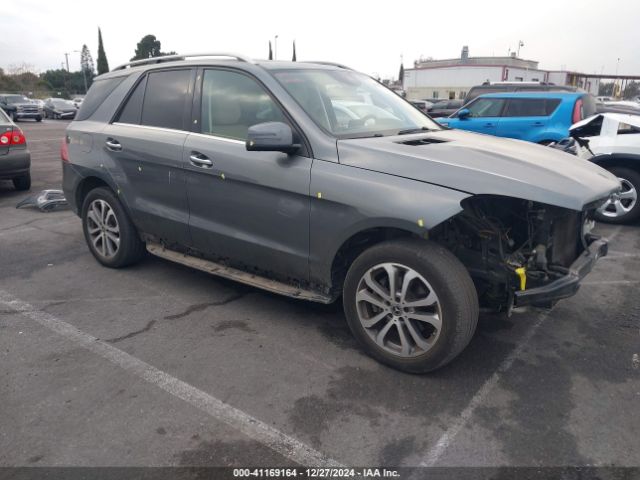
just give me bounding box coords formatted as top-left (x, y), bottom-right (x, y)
top-left (81, 187), bottom-right (145, 268)
top-left (595, 167), bottom-right (640, 224)
top-left (343, 239), bottom-right (479, 373)
top-left (36, 116), bottom-right (42, 122)
top-left (10, 111), bottom-right (18, 122)
top-left (12, 173), bottom-right (31, 191)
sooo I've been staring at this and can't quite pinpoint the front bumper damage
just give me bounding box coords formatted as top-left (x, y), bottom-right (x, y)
top-left (513, 237), bottom-right (608, 309)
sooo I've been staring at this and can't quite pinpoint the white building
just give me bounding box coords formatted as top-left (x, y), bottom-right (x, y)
top-left (403, 46), bottom-right (599, 101)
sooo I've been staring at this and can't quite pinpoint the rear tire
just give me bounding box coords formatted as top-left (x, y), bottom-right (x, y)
top-left (343, 238), bottom-right (479, 373)
top-left (595, 167), bottom-right (640, 224)
top-left (81, 187), bottom-right (145, 268)
top-left (12, 174), bottom-right (31, 191)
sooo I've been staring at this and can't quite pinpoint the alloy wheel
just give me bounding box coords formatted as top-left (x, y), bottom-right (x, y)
top-left (86, 199), bottom-right (120, 258)
top-left (355, 262), bottom-right (442, 358)
top-left (598, 177), bottom-right (637, 218)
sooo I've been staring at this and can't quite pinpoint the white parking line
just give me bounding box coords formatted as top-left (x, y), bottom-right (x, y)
top-left (419, 312), bottom-right (548, 467)
top-left (0, 289), bottom-right (342, 468)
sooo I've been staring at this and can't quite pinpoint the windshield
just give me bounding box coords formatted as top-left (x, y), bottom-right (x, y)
top-left (52, 99), bottom-right (74, 108)
top-left (6, 95), bottom-right (30, 104)
top-left (273, 69), bottom-right (441, 138)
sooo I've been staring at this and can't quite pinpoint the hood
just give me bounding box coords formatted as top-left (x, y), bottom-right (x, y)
top-left (337, 129), bottom-right (620, 211)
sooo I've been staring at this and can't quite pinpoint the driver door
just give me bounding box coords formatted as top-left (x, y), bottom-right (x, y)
top-left (183, 68), bottom-right (313, 281)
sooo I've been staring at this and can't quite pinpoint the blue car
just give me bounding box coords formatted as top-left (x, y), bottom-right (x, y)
top-left (437, 92), bottom-right (597, 144)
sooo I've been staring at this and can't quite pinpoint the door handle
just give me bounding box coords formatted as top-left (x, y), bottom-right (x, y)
top-left (189, 152), bottom-right (213, 168)
top-left (105, 138), bottom-right (122, 151)
top-left (483, 123), bottom-right (495, 127)
top-left (531, 122), bottom-right (544, 127)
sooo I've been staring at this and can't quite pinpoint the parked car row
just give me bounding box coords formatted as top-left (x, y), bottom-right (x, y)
top-left (0, 94), bottom-right (80, 122)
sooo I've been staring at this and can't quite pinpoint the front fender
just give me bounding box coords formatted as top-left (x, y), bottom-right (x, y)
top-left (308, 159), bottom-right (469, 288)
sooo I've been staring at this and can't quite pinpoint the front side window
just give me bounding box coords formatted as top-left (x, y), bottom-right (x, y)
top-left (140, 69), bottom-right (191, 130)
top-left (274, 68), bottom-right (441, 138)
top-left (466, 98), bottom-right (505, 117)
top-left (200, 69), bottom-right (286, 141)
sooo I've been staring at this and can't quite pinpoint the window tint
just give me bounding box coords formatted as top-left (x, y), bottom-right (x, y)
top-left (201, 69), bottom-right (286, 141)
top-left (140, 69), bottom-right (191, 130)
top-left (467, 98), bottom-right (505, 117)
top-left (116, 76), bottom-right (147, 124)
top-left (76, 76), bottom-right (126, 121)
top-left (503, 99), bottom-right (560, 117)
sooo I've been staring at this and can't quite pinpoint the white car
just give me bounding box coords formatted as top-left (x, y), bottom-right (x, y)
top-left (72, 97), bottom-right (84, 108)
top-left (565, 113), bottom-right (640, 223)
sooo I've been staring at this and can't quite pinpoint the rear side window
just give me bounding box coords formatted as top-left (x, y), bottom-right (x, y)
top-left (467, 98), bottom-right (505, 117)
top-left (75, 76), bottom-right (126, 121)
top-left (503, 99), bottom-right (561, 117)
top-left (140, 69), bottom-right (191, 130)
top-left (116, 76), bottom-right (147, 124)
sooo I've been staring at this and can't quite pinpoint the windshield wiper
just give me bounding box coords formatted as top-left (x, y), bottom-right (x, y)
top-left (397, 126), bottom-right (434, 135)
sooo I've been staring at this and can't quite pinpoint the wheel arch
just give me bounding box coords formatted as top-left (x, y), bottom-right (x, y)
top-left (326, 221), bottom-right (427, 296)
top-left (75, 175), bottom-right (133, 220)
top-left (590, 154), bottom-right (640, 173)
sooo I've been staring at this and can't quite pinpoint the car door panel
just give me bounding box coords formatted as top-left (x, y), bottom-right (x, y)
top-left (183, 68), bottom-right (312, 281)
top-left (184, 134), bottom-right (312, 281)
top-left (101, 123), bottom-right (191, 245)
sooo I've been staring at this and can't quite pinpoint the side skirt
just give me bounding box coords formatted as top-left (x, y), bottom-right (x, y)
top-left (146, 242), bottom-right (334, 304)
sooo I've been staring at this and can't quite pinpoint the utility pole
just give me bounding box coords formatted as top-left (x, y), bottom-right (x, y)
top-left (64, 52), bottom-right (70, 72)
top-left (274, 35), bottom-right (279, 60)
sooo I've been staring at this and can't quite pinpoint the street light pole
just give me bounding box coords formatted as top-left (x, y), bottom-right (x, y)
top-left (274, 35), bottom-right (279, 60)
top-left (64, 52), bottom-right (70, 72)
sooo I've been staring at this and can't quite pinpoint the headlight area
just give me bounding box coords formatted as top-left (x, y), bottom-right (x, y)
top-left (430, 195), bottom-right (605, 312)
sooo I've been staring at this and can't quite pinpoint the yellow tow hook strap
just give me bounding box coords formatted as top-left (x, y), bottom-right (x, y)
top-left (515, 267), bottom-right (527, 291)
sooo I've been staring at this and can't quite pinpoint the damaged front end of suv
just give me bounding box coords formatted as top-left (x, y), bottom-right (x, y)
top-left (432, 195), bottom-right (608, 312)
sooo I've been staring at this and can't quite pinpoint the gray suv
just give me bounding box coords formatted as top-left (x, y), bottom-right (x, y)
top-left (62, 53), bottom-right (619, 373)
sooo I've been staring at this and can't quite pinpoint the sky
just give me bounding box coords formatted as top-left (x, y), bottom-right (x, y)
top-left (2, 0), bottom-right (638, 79)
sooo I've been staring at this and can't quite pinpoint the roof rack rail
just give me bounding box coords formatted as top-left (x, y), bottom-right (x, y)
top-left (112, 52), bottom-right (254, 71)
top-left (306, 61), bottom-right (353, 70)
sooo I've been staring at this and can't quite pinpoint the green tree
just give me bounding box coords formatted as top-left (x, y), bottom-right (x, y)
top-left (97, 28), bottom-right (109, 74)
top-left (80, 44), bottom-right (95, 90)
top-left (131, 34), bottom-right (175, 61)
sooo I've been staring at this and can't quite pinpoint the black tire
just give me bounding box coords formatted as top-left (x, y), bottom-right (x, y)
top-left (10, 111), bottom-right (18, 122)
top-left (12, 173), bottom-right (31, 191)
top-left (594, 167), bottom-right (640, 224)
top-left (343, 238), bottom-right (479, 373)
top-left (43, 111), bottom-right (48, 119)
top-left (36, 116), bottom-right (42, 122)
top-left (81, 187), bottom-right (145, 268)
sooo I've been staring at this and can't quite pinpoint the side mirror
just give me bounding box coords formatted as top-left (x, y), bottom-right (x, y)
top-left (246, 122), bottom-right (300, 154)
top-left (457, 108), bottom-right (471, 119)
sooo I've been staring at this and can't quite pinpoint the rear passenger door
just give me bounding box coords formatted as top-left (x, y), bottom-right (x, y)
top-left (497, 98), bottom-right (560, 142)
top-left (182, 68), bottom-right (312, 281)
top-left (103, 68), bottom-right (195, 247)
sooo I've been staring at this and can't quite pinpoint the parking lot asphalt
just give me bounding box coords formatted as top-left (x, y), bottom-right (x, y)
top-left (1, 120), bottom-right (639, 469)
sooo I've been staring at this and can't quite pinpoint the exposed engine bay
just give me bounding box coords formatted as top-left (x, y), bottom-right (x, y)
top-left (431, 195), bottom-right (600, 311)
